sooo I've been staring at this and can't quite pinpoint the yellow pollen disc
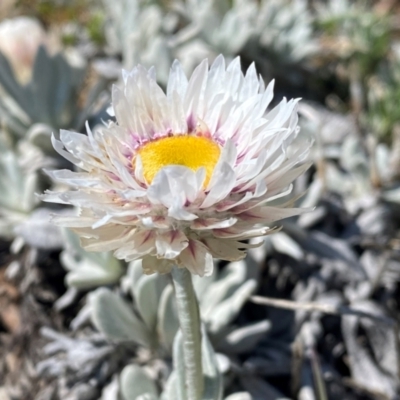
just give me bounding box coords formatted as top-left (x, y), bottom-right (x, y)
top-left (137, 135), bottom-right (221, 185)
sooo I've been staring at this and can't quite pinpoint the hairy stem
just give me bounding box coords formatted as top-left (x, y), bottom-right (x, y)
top-left (171, 266), bottom-right (203, 400)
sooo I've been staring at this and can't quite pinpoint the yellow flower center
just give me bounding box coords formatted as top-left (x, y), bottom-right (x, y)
top-left (137, 135), bottom-right (221, 185)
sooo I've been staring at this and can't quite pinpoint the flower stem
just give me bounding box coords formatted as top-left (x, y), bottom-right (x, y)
top-left (171, 266), bottom-right (203, 400)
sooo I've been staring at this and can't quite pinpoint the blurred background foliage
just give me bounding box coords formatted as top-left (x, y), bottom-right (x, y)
top-left (1, 0), bottom-right (400, 399)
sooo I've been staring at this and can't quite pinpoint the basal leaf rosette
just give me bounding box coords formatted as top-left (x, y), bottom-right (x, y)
top-left (42, 55), bottom-right (311, 277)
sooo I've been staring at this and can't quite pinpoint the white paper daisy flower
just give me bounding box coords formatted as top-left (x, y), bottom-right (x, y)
top-left (42, 55), bottom-right (311, 276)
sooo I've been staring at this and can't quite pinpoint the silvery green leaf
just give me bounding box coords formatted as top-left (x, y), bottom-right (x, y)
top-left (26, 123), bottom-right (54, 153)
top-left (0, 209), bottom-right (27, 239)
top-left (120, 365), bottom-right (158, 400)
top-left (341, 300), bottom-right (398, 396)
top-left (192, 263), bottom-right (218, 302)
top-left (0, 51), bottom-right (26, 109)
top-left (342, 312), bottom-right (396, 396)
top-left (103, 0), bottom-right (172, 83)
top-left (160, 372), bottom-right (178, 400)
top-left (201, 260), bottom-right (248, 318)
top-left (157, 285), bottom-right (179, 351)
top-left (298, 176), bottom-right (324, 210)
top-left (224, 393), bottom-right (253, 400)
top-left (206, 279), bottom-right (257, 334)
top-left (54, 287), bottom-right (79, 312)
top-left (0, 46), bottom-right (86, 139)
top-left (0, 139), bottom-right (51, 240)
top-left (323, 163), bottom-right (351, 196)
top-left (254, 0), bottom-right (317, 63)
top-left (136, 395), bottom-right (158, 400)
top-left (63, 252), bottom-right (124, 289)
top-left (216, 320), bottom-right (271, 355)
top-left (62, 230), bottom-right (124, 290)
top-left (215, 353), bottom-right (230, 375)
top-left (382, 187), bottom-right (400, 203)
top-left (270, 232), bottom-right (304, 260)
top-left (0, 139), bottom-right (41, 213)
top-left (201, 327), bottom-right (223, 400)
top-left (129, 260), bottom-right (145, 291)
top-left (340, 136), bottom-right (368, 173)
top-left (134, 273), bottom-right (168, 331)
top-left (90, 288), bottom-right (153, 347)
top-left (185, 0), bottom-right (254, 56)
top-left (14, 208), bottom-right (64, 250)
top-left (101, 375), bottom-right (119, 400)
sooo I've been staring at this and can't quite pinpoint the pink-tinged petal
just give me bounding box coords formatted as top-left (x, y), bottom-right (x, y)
top-left (155, 230), bottom-right (188, 259)
top-left (266, 161), bottom-right (313, 193)
top-left (80, 226), bottom-right (135, 252)
top-left (142, 256), bottom-right (174, 275)
top-left (191, 217), bottom-right (237, 230)
top-left (216, 192), bottom-right (254, 212)
top-left (113, 230), bottom-right (156, 261)
top-left (230, 185), bottom-right (295, 214)
top-left (178, 240), bottom-right (214, 277)
top-left (141, 216), bottom-right (170, 229)
top-left (40, 190), bottom-right (71, 205)
top-left (202, 238), bottom-right (247, 261)
top-left (168, 202), bottom-right (198, 221)
top-left (45, 169), bottom-right (101, 187)
top-left (237, 206), bottom-right (310, 224)
top-left (51, 214), bottom-right (98, 228)
top-left (212, 226), bottom-right (275, 240)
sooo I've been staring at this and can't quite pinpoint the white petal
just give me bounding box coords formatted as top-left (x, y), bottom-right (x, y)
top-left (191, 217), bottom-right (237, 230)
top-left (178, 240), bottom-right (214, 277)
top-left (201, 162), bottom-right (236, 208)
top-left (51, 134), bottom-right (81, 166)
top-left (113, 230), bottom-right (155, 260)
top-left (167, 59), bottom-right (188, 99)
top-left (147, 166), bottom-right (202, 217)
top-left (202, 238), bottom-right (247, 261)
top-left (155, 230), bottom-right (188, 259)
top-left (237, 206), bottom-right (310, 224)
top-left (142, 256), bottom-right (174, 274)
top-left (184, 59), bottom-right (208, 120)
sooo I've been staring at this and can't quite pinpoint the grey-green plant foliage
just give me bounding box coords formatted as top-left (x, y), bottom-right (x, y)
top-left (250, 0), bottom-right (317, 64)
top-left (316, 0), bottom-right (390, 76)
top-left (0, 46), bottom-right (86, 146)
top-left (87, 257), bottom-right (266, 399)
top-left (101, 0), bottom-right (317, 83)
top-left (89, 257), bottom-right (264, 351)
top-left (0, 134), bottom-right (52, 239)
top-left (365, 61), bottom-right (400, 141)
top-left (2, 1), bottom-right (400, 399)
top-left (117, 328), bottom-right (223, 400)
top-left (61, 230), bottom-right (125, 289)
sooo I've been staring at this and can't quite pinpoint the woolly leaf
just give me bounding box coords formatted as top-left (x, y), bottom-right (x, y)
top-left (90, 288), bottom-right (153, 347)
top-left (120, 364), bottom-right (158, 400)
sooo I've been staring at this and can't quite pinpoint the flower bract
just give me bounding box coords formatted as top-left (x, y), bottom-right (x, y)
top-left (43, 55), bottom-right (311, 276)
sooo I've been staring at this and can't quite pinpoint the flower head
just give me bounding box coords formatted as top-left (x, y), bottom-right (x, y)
top-left (43, 55), bottom-right (311, 276)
